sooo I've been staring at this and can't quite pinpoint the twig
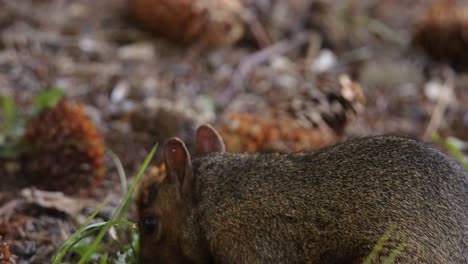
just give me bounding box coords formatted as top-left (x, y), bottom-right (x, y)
top-left (242, 9), bottom-right (272, 48)
top-left (219, 33), bottom-right (309, 107)
top-left (367, 18), bottom-right (409, 47)
top-left (423, 67), bottom-right (456, 141)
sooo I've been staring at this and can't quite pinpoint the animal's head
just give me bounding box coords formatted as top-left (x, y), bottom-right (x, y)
top-left (137, 124), bottom-right (225, 263)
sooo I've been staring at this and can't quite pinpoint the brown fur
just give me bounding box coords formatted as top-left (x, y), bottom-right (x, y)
top-left (138, 126), bottom-right (467, 264)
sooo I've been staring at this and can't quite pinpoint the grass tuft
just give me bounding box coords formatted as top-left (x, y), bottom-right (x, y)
top-left (52, 143), bottom-right (157, 263)
top-left (51, 197), bottom-right (110, 264)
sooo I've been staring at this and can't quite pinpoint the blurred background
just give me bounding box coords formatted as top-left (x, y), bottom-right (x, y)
top-left (0, 0), bottom-right (467, 262)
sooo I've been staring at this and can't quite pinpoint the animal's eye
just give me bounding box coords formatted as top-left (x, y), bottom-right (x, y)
top-left (141, 216), bottom-right (159, 235)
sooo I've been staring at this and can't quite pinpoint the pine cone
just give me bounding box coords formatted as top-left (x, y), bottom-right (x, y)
top-left (281, 74), bottom-right (365, 135)
top-left (413, 0), bottom-right (468, 70)
top-left (218, 112), bottom-right (339, 153)
top-left (130, 0), bottom-right (245, 47)
top-left (24, 100), bottom-right (105, 195)
top-left (218, 74), bottom-right (365, 153)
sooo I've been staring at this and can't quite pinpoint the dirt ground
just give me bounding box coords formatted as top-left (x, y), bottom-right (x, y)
top-left (0, 0), bottom-right (467, 263)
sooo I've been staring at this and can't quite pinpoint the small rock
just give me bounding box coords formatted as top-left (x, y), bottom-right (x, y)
top-left (312, 49), bottom-right (337, 73)
top-left (118, 42), bottom-right (155, 61)
top-left (110, 81), bottom-right (130, 103)
top-left (424, 80), bottom-right (454, 103)
top-left (270, 56), bottom-right (292, 71)
top-left (79, 37), bottom-right (102, 53)
top-left (275, 74), bottom-right (298, 90)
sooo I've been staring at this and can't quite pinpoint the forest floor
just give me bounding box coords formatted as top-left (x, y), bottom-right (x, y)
top-left (0, 0), bottom-right (467, 263)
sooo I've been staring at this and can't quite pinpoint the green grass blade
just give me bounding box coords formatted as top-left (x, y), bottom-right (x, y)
top-left (0, 95), bottom-right (16, 134)
top-left (99, 253), bottom-right (108, 264)
top-left (82, 220), bottom-right (135, 233)
top-left (115, 143), bottom-right (158, 219)
top-left (78, 144), bottom-right (157, 264)
top-left (51, 197), bottom-right (110, 264)
top-left (362, 226), bottom-right (395, 264)
top-left (383, 243), bottom-right (406, 264)
top-left (108, 149), bottom-right (128, 194)
top-left (105, 220), bottom-right (136, 227)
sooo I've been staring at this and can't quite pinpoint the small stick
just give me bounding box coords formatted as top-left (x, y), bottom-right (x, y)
top-left (423, 67), bottom-right (455, 141)
top-left (242, 9), bottom-right (272, 48)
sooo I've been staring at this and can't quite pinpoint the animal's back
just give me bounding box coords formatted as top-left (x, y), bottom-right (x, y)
top-left (193, 136), bottom-right (468, 263)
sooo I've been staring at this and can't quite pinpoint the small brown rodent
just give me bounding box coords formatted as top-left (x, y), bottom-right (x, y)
top-left (137, 124), bottom-right (467, 263)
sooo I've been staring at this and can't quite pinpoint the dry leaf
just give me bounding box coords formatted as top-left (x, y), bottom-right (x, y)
top-left (20, 188), bottom-right (94, 217)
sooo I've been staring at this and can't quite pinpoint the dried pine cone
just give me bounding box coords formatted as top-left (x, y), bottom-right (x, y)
top-left (0, 236), bottom-right (11, 264)
top-left (24, 100), bottom-right (105, 195)
top-left (130, 0), bottom-right (245, 47)
top-left (282, 74), bottom-right (365, 135)
top-left (218, 74), bottom-right (365, 153)
top-left (413, 0), bottom-right (468, 70)
top-left (218, 112), bottom-right (339, 153)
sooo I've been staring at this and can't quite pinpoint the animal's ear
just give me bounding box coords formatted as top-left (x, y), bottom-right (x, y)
top-left (196, 124), bottom-right (225, 156)
top-left (164, 138), bottom-right (193, 200)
